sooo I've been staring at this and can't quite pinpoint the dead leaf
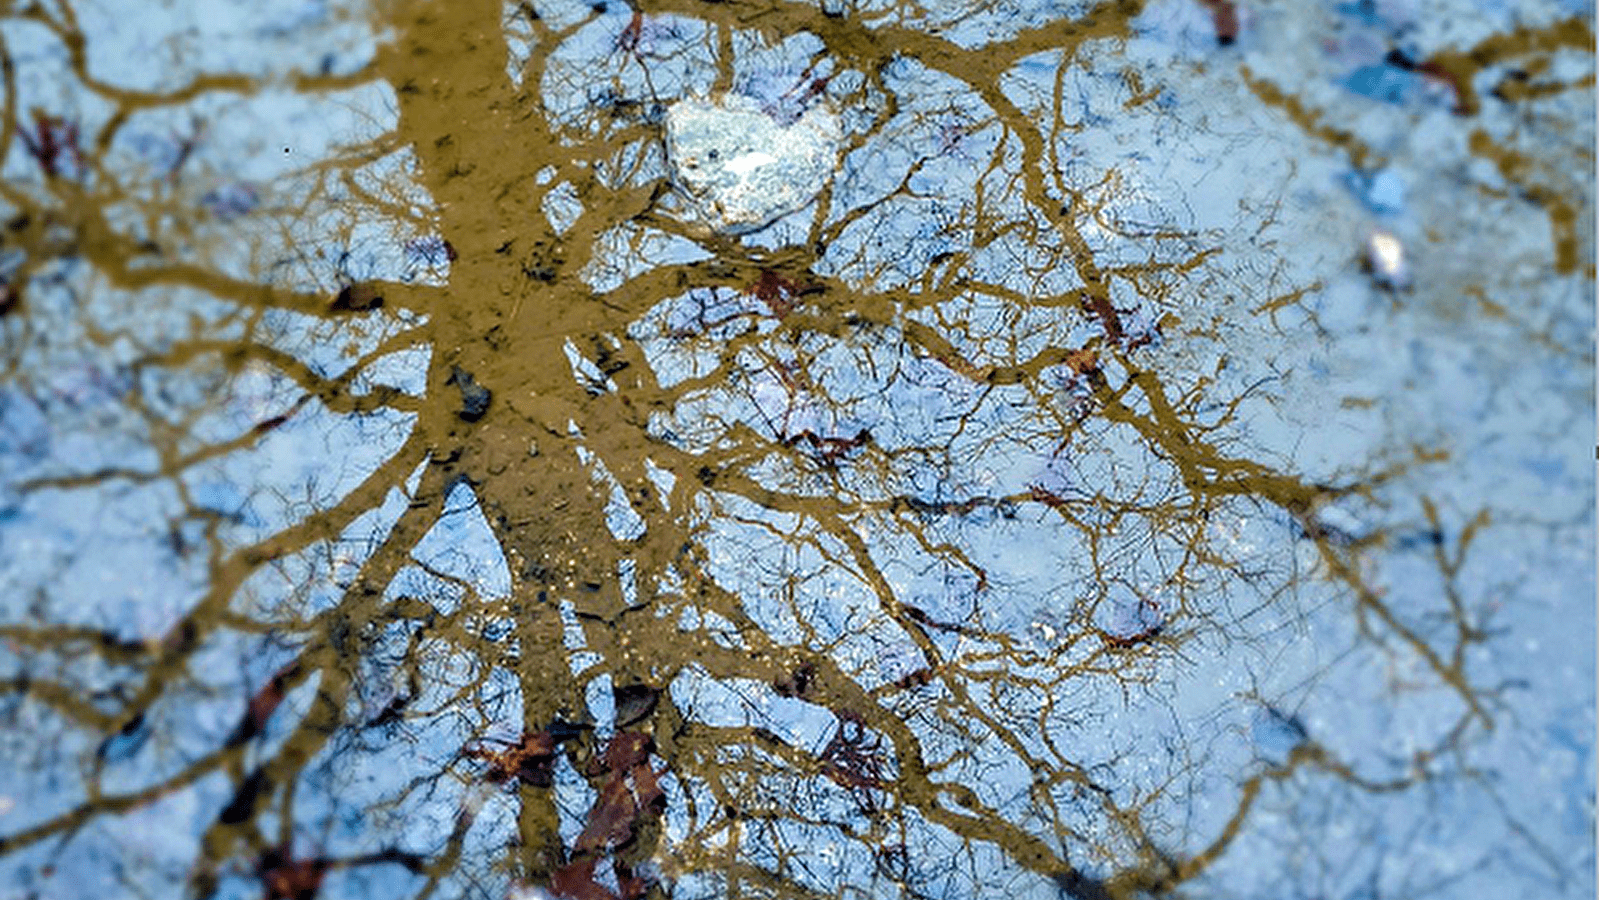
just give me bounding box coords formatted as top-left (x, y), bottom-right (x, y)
top-left (549, 859), bottom-right (619, 900)
top-left (227, 661), bottom-right (302, 747)
top-left (467, 731), bottom-right (558, 787)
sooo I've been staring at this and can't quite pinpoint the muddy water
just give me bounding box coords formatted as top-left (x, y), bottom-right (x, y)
top-left (0, 1), bottom-right (1592, 899)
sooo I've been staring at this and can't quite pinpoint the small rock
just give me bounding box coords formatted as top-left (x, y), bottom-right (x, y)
top-left (664, 93), bottom-right (841, 235)
top-left (447, 366), bottom-right (492, 422)
top-left (613, 683), bottom-right (660, 728)
top-left (1364, 229), bottom-right (1411, 289)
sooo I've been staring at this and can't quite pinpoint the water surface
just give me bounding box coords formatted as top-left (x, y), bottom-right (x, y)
top-left (0, 1), bottom-right (1592, 898)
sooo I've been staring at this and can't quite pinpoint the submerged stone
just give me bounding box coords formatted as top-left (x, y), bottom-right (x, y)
top-left (447, 366), bottom-right (492, 422)
top-left (664, 94), bottom-right (841, 235)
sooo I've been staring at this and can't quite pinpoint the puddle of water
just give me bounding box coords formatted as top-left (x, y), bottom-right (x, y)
top-left (0, 1), bottom-right (1592, 899)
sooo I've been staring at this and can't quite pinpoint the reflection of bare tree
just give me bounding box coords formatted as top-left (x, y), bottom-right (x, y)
top-left (0, 1), bottom-right (1588, 899)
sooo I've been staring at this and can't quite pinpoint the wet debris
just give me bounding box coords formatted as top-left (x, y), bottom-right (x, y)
top-left (612, 683), bottom-right (660, 729)
top-left (330, 281), bottom-right (384, 312)
top-left (532, 731), bottom-right (669, 900)
top-left (1063, 347), bottom-right (1100, 376)
top-left (818, 712), bottom-right (888, 799)
top-left (772, 661), bottom-right (816, 699)
top-left (1096, 593), bottom-right (1166, 650)
top-left (783, 427), bottom-right (872, 467)
top-left (447, 366), bottom-right (492, 422)
top-left (1380, 47), bottom-right (1467, 112)
top-left (548, 858), bottom-right (648, 900)
top-left (251, 395), bottom-right (310, 437)
top-left (1029, 483), bottom-right (1072, 510)
top-left (403, 235), bottom-right (456, 268)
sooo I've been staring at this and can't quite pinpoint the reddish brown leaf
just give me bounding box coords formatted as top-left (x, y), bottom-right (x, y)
top-left (782, 428), bottom-right (872, 466)
top-left (601, 732), bottom-right (652, 772)
top-left (549, 859), bottom-right (620, 900)
top-left (1197, 0), bottom-right (1239, 45)
top-left (615, 865), bottom-right (648, 900)
top-left (19, 111), bottom-right (81, 177)
top-left (818, 713), bottom-right (887, 797)
top-left (630, 763), bottom-right (665, 815)
top-left (1028, 484), bottom-right (1069, 509)
top-left (1064, 348), bottom-right (1099, 375)
top-left (574, 733), bottom-right (666, 855)
top-left (227, 661), bottom-right (302, 747)
top-left (1415, 60), bottom-right (1469, 114)
top-left (252, 413), bottom-right (291, 435)
top-left (616, 10), bottom-right (644, 54)
top-left (748, 269), bottom-right (822, 318)
top-left (257, 848), bottom-right (326, 900)
top-left (575, 777), bottom-right (638, 855)
top-left (1082, 290), bottom-right (1124, 344)
top-left (466, 730), bottom-right (558, 786)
